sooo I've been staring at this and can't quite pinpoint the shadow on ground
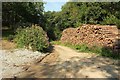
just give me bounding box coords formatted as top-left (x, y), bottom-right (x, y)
top-left (16, 55), bottom-right (119, 79)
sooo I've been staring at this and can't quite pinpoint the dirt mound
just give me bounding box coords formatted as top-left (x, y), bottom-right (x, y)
top-left (61, 24), bottom-right (119, 49)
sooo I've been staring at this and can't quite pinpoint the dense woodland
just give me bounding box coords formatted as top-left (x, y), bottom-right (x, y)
top-left (2, 2), bottom-right (120, 41)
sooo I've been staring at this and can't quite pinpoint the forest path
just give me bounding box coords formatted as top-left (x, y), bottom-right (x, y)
top-left (16, 45), bottom-right (119, 78)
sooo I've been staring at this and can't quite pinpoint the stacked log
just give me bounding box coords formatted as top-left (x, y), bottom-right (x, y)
top-left (61, 24), bottom-right (119, 49)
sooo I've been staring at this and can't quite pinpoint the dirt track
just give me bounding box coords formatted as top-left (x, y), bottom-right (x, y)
top-left (14, 45), bottom-right (119, 78)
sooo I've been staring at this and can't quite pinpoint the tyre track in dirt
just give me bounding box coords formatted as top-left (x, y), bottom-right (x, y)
top-left (15, 45), bottom-right (119, 78)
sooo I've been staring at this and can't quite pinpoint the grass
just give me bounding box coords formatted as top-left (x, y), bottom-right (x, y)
top-left (51, 41), bottom-right (120, 60)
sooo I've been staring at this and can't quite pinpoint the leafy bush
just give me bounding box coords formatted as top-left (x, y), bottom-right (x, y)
top-left (102, 15), bottom-right (120, 29)
top-left (14, 25), bottom-right (49, 52)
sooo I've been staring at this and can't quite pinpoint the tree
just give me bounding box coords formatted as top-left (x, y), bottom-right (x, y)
top-left (2, 2), bottom-right (45, 29)
top-left (44, 2), bottom-right (120, 40)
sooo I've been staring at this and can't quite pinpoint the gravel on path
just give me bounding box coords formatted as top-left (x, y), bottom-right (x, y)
top-left (0, 49), bottom-right (49, 78)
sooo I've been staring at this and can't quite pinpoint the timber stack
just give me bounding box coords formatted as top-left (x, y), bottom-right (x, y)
top-left (61, 24), bottom-right (119, 53)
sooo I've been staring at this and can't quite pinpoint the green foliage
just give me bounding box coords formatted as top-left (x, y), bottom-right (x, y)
top-left (74, 44), bottom-right (90, 52)
top-left (2, 2), bottom-right (120, 41)
top-left (102, 15), bottom-right (120, 28)
top-left (44, 2), bottom-right (120, 40)
top-left (2, 28), bottom-right (15, 41)
top-left (14, 25), bottom-right (49, 52)
top-left (6, 35), bottom-right (15, 41)
top-left (52, 41), bottom-right (93, 53)
top-left (51, 41), bottom-right (62, 45)
top-left (89, 45), bottom-right (102, 54)
top-left (100, 47), bottom-right (112, 57)
top-left (2, 2), bottom-right (45, 29)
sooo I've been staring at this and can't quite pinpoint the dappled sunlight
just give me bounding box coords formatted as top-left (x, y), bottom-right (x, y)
top-left (14, 45), bottom-right (119, 78)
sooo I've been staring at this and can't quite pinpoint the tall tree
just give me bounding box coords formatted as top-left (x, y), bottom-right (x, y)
top-left (2, 2), bottom-right (45, 29)
top-left (45, 2), bottom-right (120, 40)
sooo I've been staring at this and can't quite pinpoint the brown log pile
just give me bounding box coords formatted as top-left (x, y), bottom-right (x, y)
top-left (61, 24), bottom-right (119, 49)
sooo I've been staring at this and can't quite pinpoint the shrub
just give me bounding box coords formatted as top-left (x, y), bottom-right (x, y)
top-left (14, 25), bottom-right (49, 52)
top-left (102, 15), bottom-right (120, 29)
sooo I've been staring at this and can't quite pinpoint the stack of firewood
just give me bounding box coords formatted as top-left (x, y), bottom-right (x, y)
top-left (61, 24), bottom-right (119, 48)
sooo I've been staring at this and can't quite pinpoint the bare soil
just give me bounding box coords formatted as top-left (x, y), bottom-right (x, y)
top-left (1, 40), bottom-right (119, 78)
top-left (15, 45), bottom-right (119, 78)
top-left (0, 40), bottom-right (16, 50)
